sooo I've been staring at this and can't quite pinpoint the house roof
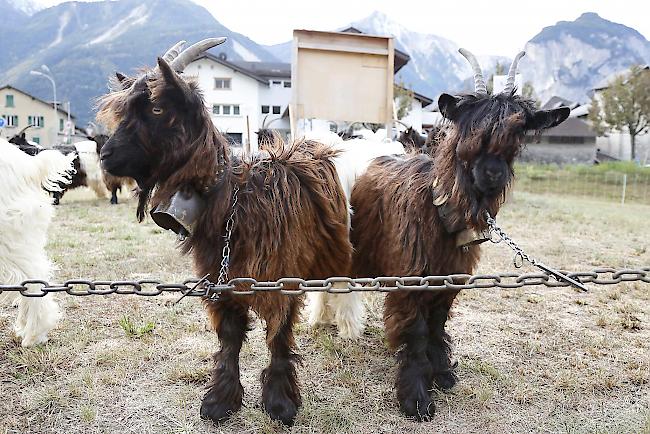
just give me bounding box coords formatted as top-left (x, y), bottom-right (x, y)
top-left (542, 95), bottom-right (579, 110)
top-left (0, 85), bottom-right (75, 118)
top-left (395, 84), bottom-right (433, 106)
top-left (540, 117), bottom-right (596, 138)
top-left (340, 26), bottom-right (411, 73)
top-left (193, 53), bottom-right (271, 85)
top-left (230, 61), bottom-right (291, 79)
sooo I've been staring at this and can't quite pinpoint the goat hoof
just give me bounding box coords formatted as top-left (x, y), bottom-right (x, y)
top-left (263, 397), bottom-right (298, 426)
top-left (433, 370), bottom-right (458, 390)
top-left (399, 394), bottom-right (435, 422)
top-left (200, 384), bottom-right (243, 423)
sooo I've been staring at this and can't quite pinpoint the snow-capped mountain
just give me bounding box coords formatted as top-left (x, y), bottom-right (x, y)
top-left (0, 0), bottom-right (278, 124)
top-left (520, 12), bottom-right (650, 103)
top-left (350, 12), bottom-right (510, 100)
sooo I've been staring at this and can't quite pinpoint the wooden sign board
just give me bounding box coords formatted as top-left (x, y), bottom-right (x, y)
top-left (291, 29), bottom-right (395, 137)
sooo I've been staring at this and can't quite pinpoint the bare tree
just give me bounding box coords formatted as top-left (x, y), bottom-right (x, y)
top-left (589, 65), bottom-right (650, 160)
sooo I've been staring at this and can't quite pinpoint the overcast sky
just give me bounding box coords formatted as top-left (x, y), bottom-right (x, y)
top-left (35, 0), bottom-right (650, 56)
top-left (192, 0), bottom-right (649, 56)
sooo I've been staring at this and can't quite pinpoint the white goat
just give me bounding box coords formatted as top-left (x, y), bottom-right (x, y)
top-left (304, 131), bottom-right (406, 339)
top-left (0, 138), bottom-right (75, 346)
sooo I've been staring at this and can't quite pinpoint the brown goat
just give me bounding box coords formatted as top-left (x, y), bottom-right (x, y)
top-left (350, 49), bottom-right (569, 421)
top-left (97, 39), bottom-right (351, 425)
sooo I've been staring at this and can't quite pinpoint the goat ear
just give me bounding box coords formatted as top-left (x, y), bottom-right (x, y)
top-left (157, 57), bottom-right (185, 91)
top-left (529, 106), bottom-right (570, 130)
top-left (115, 72), bottom-right (127, 83)
top-left (438, 93), bottom-right (461, 121)
top-left (20, 132), bottom-right (26, 139)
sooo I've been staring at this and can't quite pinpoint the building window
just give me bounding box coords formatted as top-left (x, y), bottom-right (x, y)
top-left (5, 94), bottom-right (14, 107)
top-left (59, 118), bottom-right (64, 132)
top-left (212, 104), bottom-right (241, 116)
top-left (283, 81), bottom-right (291, 88)
top-left (32, 137), bottom-right (40, 144)
top-left (272, 106), bottom-right (281, 115)
top-left (214, 78), bottom-right (231, 89)
top-left (28, 116), bottom-right (44, 128)
top-left (2, 114), bottom-right (18, 127)
top-left (272, 80), bottom-right (281, 86)
top-left (261, 105), bottom-right (269, 114)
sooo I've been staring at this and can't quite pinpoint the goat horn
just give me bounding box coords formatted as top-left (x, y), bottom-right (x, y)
top-left (394, 119), bottom-right (410, 129)
top-left (458, 48), bottom-right (487, 95)
top-left (16, 125), bottom-right (34, 136)
top-left (162, 40), bottom-right (186, 63)
top-left (171, 37), bottom-right (227, 73)
top-left (503, 51), bottom-right (526, 94)
top-left (261, 114), bottom-right (269, 129)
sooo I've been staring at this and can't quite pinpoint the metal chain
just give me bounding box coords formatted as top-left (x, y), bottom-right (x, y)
top-left (485, 212), bottom-right (589, 291)
top-left (216, 185), bottom-right (239, 286)
top-left (1, 268), bottom-right (647, 298)
top-left (485, 213), bottom-right (536, 267)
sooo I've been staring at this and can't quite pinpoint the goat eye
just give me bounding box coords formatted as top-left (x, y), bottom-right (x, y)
top-left (152, 107), bottom-right (163, 115)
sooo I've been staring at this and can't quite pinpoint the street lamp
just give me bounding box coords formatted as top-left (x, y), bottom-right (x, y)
top-left (29, 64), bottom-right (58, 145)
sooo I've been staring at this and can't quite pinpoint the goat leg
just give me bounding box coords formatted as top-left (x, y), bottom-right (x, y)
top-left (385, 293), bottom-right (435, 421)
top-left (200, 297), bottom-right (249, 422)
top-left (261, 296), bottom-right (302, 426)
top-left (426, 291), bottom-right (460, 391)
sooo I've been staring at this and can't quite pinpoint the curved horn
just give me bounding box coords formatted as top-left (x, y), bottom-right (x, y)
top-left (16, 125), bottom-right (34, 136)
top-left (171, 37), bottom-right (227, 73)
top-left (458, 48), bottom-right (487, 95)
top-left (261, 114), bottom-right (270, 129)
top-left (394, 119), bottom-right (410, 129)
top-left (503, 51), bottom-right (526, 94)
top-left (161, 40), bottom-right (186, 63)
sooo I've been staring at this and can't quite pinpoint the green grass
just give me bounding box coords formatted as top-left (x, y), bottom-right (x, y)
top-left (515, 162), bottom-right (650, 204)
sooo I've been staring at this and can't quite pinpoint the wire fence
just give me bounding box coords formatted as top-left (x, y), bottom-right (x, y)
top-left (516, 170), bottom-right (650, 205)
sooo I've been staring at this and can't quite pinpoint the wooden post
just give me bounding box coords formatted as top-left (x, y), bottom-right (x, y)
top-left (245, 115), bottom-right (251, 157)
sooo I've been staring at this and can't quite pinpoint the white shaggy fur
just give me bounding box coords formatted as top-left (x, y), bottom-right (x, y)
top-left (0, 138), bottom-right (75, 346)
top-left (303, 132), bottom-right (406, 339)
top-left (75, 140), bottom-right (109, 198)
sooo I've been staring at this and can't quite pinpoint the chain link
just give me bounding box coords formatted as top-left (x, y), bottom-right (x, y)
top-left (1, 267), bottom-right (647, 298)
top-left (216, 185), bottom-right (239, 287)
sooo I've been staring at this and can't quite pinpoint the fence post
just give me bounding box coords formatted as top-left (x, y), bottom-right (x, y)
top-left (621, 174), bottom-right (627, 205)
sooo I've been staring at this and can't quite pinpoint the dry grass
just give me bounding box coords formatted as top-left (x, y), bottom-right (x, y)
top-left (1, 187), bottom-right (649, 434)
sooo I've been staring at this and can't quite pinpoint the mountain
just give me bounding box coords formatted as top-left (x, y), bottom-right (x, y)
top-left (268, 11), bottom-right (650, 106)
top-left (0, 0), bottom-right (29, 25)
top-left (267, 12), bottom-right (511, 104)
top-left (0, 0), bottom-right (279, 125)
top-left (520, 12), bottom-right (650, 103)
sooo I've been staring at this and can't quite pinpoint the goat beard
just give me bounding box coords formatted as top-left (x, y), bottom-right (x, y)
top-left (136, 184), bottom-right (154, 222)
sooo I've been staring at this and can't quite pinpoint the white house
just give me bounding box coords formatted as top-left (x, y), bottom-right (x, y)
top-left (185, 36), bottom-right (432, 149)
top-left (184, 54), bottom-right (291, 151)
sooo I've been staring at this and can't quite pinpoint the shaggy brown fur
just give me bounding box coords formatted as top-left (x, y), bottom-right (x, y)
top-left (351, 90), bottom-right (569, 421)
top-left (97, 57), bottom-right (351, 425)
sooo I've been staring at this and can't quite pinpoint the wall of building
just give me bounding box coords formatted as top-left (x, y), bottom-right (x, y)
top-left (258, 77), bottom-right (291, 135)
top-left (184, 59), bottom-right (261, 150)
top-left (0, 88), bottom-right (73, 147)
top-left (519, 142), bottom-right (596, 164)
